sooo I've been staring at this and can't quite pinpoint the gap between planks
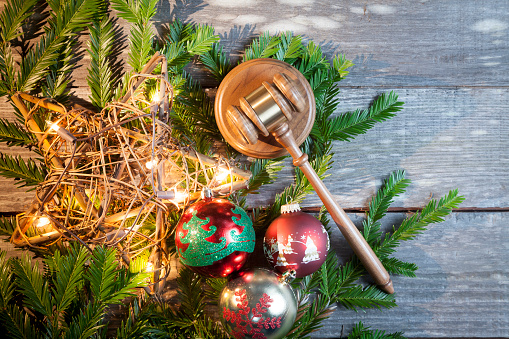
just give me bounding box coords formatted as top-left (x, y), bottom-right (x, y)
top-left (299, 207), bottom-right (509, 213)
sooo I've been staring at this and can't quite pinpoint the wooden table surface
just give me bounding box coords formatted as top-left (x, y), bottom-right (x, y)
top-left (0, 0), bottom-right (507, 337)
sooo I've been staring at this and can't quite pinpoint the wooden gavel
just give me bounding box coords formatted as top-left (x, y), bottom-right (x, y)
top-left (215, 59), bottom-right (393, 294)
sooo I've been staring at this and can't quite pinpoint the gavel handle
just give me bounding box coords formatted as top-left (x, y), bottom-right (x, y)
top-left (273, 123), bottom-right (394, 294)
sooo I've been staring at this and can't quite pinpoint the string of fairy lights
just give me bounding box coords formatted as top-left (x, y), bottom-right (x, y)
top-left (10, 53), bottom-right (251, 293)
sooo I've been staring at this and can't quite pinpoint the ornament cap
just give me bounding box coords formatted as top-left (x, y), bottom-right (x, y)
top-left (278, 269), bottom-right (296, 285)
top-left (201, 187), bottom-right (213, 200)
top-left (281, 202), bottom-right (301, 214)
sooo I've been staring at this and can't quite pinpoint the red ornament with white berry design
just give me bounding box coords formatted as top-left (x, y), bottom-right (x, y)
top-left (263, 203), bottom-right (329, 278)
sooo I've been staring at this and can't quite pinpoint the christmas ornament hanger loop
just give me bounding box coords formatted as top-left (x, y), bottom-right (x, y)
top-left (215, 58), bottom-right (394, 294)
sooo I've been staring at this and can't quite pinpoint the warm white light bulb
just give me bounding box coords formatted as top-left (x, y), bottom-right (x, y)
top-left (145, 261), bottom-right (154, 273)
top-left (50, 122), bottom-right (60, 131)
top-left (146, 159), bottom-right (158, 170)
top-left (216, 168), bottom-right (230, 182)
top-left (174, 189), bottom-right (188, 202)
top-left (34, 216), bottom-right (51, 229)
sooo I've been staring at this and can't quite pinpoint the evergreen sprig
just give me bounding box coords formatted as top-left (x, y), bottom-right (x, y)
top-left (0, 216), bottom-right (16, 237)
top-left (312, 91), bottom-right (404, 144)
top-left (348, 322), bottom-right (406, 339)
top-left (111, 0), bottom-right (158, 72)
top-left (0, 245), bottom-right (149, 338)
top-left (87, 16), bottom-right (116, 109)
top-left (0, 119), bottom-right (36, 148)
top-left (199, 42), bottom-right (232, 82)
top-left (18, 0), bottom-right (104, 94)
top-left (0, 153), bottom-right (46, 188)
top-left (376, 189), bottom-right (465, 259)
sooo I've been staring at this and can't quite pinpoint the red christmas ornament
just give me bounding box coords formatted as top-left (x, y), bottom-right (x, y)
top-left (263, 203), bottom-right (329, 278)
top-left (175, 190), bottom-right (255, 278)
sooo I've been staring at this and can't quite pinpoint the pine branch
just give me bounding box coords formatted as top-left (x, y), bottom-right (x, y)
top-left (85, 245), bottom-right (119, 304)
top-left (17, 0), bottom-right (104, 93)
top-left (0, 0), bottom-right (38, 96)
top-left (287, 294), bottom-right (335, 338)
top-left (240, 158), bottom-right (284, 196)
top-left (242, 32), bottom-right (281, 61)
top-left (295, 41), bottom-right (329, 79)
top-left (63, 301), bottom-right (105, 339)
top-left (116, 298), bottom-right (151, 339)
top-left (368, 170), bottom-right (410, 226)
top-left (0, 43), bottom-right (16, 97)
top-left (40, 41), bottom-right (74, 103)
top-left (199, 42), bottom-right (232, 82)
top-left (111, 0), bottom-right (158, 72)
top-left (12, 253), bottom-right (52, 318)
top-left (333, 54), bottom-right (355, 80)
top-left (0, 216), bottom-right (16, 237)
top-left (311, 91), bottom-right (404, 143)
top-left (16, 30), bottom-right (66, 93)
top-left (0, 0), bottom-right (38, 43)
top-left (0, 251), bottom-right (15, 308)
top-left (87, 16), bottom-right (116, 109)
top-left (335, 285), bottom-right (397, 311)
top-left (288, 253), bottom-right (339, 338)
top-left (186, 24), bottom-right (219, 56)
top-left (176, 266), bottom-right (205, 321)
top-left (349, 322), bottom-right (406, 339)
top-left (273, 32), bottom-right (303, 64)
top-left (363, 170), bottom-right (410, 244)
top-left (0, 153), bottom-right (46, 188)
top-left (170, 73), bottom-right (223, 146)
top-left (0, 304), bottom-right (37, 339)
top-left (85, 245), bottom-right (146, 305)
top-left (46, 245), bottom-right (88, 314)
top-left (162, 21), bottom-right (219, 74)
top-left (204, 277), bottom-right (227, 304)
top-left (376, 189), bottom-right (465, 259)
top-left (381, 257), bottom-right (418, 277)
top-left (0, 119), bottom-right (36, 148)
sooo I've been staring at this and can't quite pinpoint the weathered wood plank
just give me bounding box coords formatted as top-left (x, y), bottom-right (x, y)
top-left (3, 87), bottom-right (507, 212)
top-left (319, 211), bottom-right (509, 338)
top-left (247, 87), bottom-right (509, 209)
top-left (151, 0), bottom-right (509, 87)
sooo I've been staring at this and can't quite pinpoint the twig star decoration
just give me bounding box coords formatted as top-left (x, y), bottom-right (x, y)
top-left (10, 53), bottom-right (251, 292)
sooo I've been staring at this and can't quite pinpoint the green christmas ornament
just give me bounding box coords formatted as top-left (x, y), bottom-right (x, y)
top-left (175, 193), bottom-right (255, 277)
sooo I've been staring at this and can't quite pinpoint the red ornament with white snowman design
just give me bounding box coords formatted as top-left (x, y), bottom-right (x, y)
top-left (263, 203), bottom-right (329, 278)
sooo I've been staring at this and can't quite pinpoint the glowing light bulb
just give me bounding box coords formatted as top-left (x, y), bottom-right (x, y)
top-left (47, 121), bottom-right (76, 142)
top-left (174, 189), bottom-right (188, 202)
top-left (145, 261), bottom-right (154, 273)
top-left (33, 216), bottom-right (51, 230)
top-left (151, 90), bottom-right (160, 104)
top-left (50, 122), bottom-right (60, 131)
top-left (216, 168), bottom-right (230, 182)
top-left (146, 159), bottom-right (158, 170)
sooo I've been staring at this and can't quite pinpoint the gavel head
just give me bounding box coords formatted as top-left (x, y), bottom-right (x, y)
top-left (227, 72), bottom-right (308, 145)
top-left (215, 59), bottom-right (315, 159)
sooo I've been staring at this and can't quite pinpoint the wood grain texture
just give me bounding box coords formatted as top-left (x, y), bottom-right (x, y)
top-left (320, 212), bottom-right (509, 338)
top-left (247, 87), bottom-right (509, 209)
top-left (151, 0), bottom-right (509, 88)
